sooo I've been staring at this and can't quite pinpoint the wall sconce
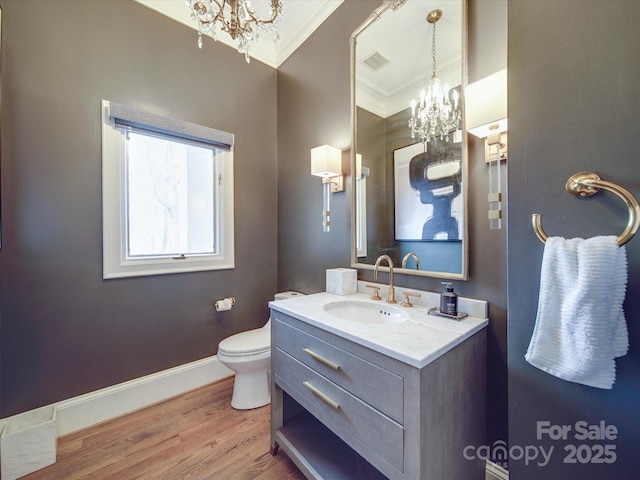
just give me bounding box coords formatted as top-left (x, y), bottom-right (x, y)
top-left (311, 145), bottom-right (344, 232)
top-left (466, 69), bottom-right (508, 229)
top-left (355, 153), bottom-right (369, 257)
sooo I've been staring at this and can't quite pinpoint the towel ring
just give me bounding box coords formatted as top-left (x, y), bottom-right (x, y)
top-left (532, 172), bottom-right (640, 246)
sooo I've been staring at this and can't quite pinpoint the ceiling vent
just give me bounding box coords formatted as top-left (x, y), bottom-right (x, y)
top-left (361, 51), bottom-right (391, 72)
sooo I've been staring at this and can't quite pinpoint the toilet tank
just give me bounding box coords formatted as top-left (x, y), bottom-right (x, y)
top-left (274, 291), bottom-right (304, 301)
top-left (265, 292), bottom-right (304, 329)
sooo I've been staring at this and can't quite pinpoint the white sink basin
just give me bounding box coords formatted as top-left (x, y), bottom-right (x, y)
top-left (323, 300), bottom-right (408, 324)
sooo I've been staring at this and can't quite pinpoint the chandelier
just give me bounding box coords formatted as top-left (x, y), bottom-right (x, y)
top-left (409, 10), bottom-right (461, 143)
top-left (188, 0), bottom-right (283, 63)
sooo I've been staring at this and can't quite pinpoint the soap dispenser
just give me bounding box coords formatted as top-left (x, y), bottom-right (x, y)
top-left (440, 282), bottom-right (458, 316)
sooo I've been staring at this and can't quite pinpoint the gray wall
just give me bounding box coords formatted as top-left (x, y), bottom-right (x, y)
top-left (275, 0), bottom-right (356, 294)
top-left (0, 0), bottom-right (278, 416)
top-left (4, 1), bottom-right (636, 476)
top-left (277, 0), bottom-right (509, 453)
top-left (508, 0), bottom-right (640, 477)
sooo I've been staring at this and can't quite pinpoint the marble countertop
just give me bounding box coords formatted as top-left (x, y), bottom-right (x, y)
top-left (269, 286), bottom-right (488, 369)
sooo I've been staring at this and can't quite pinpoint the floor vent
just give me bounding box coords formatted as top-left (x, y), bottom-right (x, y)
top-left (486, 460), bottom-right (509, 480)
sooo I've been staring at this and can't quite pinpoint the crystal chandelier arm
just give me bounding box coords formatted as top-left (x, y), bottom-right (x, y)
top-left (244, 0), bottom-right (281, 25)
top-left (191, 0), bottom-right (225, 26)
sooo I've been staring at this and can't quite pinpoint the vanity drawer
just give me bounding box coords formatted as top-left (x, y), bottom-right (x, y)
top-left (274, 318), bottom-right (404, 423)
top-left (274, 347), bottom-right (404, 474)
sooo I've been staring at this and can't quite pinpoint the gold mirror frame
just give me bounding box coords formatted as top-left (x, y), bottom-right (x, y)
top-left (350, 0), bottom-right (468, 280)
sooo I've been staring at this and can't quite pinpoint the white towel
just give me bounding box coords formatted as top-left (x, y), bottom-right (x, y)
top-left (525, 235), bottom-right (629, 389)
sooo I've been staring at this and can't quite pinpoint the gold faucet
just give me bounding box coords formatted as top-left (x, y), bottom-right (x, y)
top-left (401, 252), bottom-right (420, 270)
top-left (374, 254), bottom-right (397, 304)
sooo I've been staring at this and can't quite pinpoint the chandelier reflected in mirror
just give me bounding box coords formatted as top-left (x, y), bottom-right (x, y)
top-left (409, 9), bottom-right (461, 143)
top-left (188, 0), bottom-right (282, 63)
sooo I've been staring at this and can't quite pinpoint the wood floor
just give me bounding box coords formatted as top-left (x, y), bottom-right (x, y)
top-left (23, 377), bottom-right (305, 480)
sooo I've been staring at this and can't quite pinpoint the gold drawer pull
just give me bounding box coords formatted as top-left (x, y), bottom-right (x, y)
top-left (303, 381), bottom-right (340, 410)
top-left (303, 348), bottom-right (340, 371)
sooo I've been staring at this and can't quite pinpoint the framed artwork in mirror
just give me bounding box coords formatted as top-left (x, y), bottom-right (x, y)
top-left (394, 140), bottom-right (463, 242)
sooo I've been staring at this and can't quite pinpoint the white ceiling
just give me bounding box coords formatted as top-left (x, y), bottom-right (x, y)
top-left (135, 0), bottom-right (344, 68)
top-left (135, 0), bottom-right (463, 118)
top-left (355, 0), bottom-right (462, 118)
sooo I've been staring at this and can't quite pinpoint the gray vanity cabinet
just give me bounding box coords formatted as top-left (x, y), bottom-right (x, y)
top-left (270, 309), bottom-right (487, 480)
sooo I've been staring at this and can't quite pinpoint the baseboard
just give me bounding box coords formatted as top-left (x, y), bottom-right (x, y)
top-left (486, 460), bottom-right (509, 480)
top-left (55, 355), bottom-right (233, 436)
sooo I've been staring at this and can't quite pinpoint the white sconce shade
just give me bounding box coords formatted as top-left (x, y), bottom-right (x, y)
top-left (311, 145), bottom-right (343, 177)
top-left (466, 69), bottom-right (508, 139)
top-left (310, 145), bottom-right (344, 232)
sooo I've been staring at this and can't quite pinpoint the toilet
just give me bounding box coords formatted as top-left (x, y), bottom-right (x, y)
top-left (217, 291), bottom-right (303, 410)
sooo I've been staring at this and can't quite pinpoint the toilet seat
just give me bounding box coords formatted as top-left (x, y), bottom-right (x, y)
top-left (218, 328), bottom-right (270, 357)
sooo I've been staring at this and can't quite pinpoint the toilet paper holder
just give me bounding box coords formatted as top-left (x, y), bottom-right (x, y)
top-left (214, 297), bottom-right (236, 312)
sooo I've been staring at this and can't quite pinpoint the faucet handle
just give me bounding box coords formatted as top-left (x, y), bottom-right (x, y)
top-left (365, 284), bottom-right (382, 300)
top-left (401, 291), bottom-right (421, 308)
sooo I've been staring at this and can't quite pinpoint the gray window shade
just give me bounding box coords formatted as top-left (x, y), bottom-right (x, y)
top-left (107, 101), bottom-right (233, 149)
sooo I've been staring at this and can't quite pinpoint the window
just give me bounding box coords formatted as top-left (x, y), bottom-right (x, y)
top-left (101, 100), bottom-right (234, 279)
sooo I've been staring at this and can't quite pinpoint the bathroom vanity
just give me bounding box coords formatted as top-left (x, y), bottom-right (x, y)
top-left (269, 286), bottom-right (488, 479)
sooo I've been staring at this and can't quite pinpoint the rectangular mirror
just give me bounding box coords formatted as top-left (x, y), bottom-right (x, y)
top-left (350, 0), bottom-right (468, 279)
